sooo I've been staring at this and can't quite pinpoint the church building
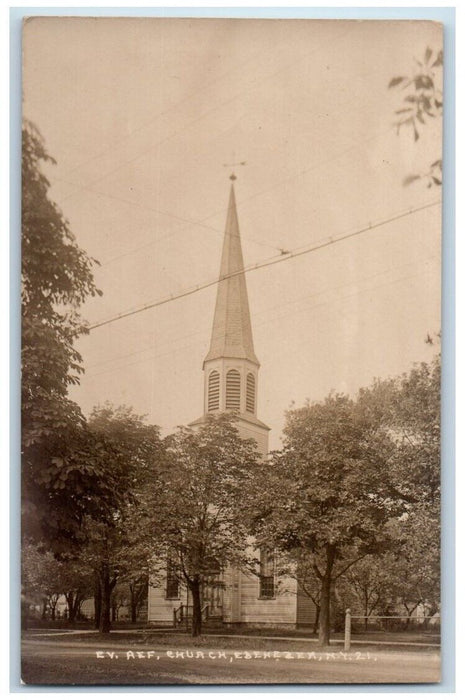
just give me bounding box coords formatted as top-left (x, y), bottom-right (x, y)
top-left (147, 177), bottom-right (315, 627)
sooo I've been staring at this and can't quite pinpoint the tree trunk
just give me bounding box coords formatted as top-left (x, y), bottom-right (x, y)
top-left (318, 544), bottom-right (336, 646)
top-left (94, 577), bottom-right (102, 629)
top-left (318, 575), bottom-right (331, 645)
top-left (129, 577), bottom-right (148, 623)
top-left (313, 604), bottom-right (320, 635)
top-left (65, 592), bottom-right (77, 623)
top-left (41, 599), bottom-right (48, 620)
top-left (191, 578), bottom-right (202, 637)
top-left (129, 583), bottom-right (137, 624)
top-left (131, 600), bottom-right (137, 624)
top-left (100, 590), bottom-right (111, 633)
top-left (72, 594), bottom-right (84, 623)
top-left (76, 597), bottom-right (84, 621)
top-left (99, 564), bottom-right (116, 634)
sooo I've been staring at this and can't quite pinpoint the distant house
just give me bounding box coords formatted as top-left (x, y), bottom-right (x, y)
top-left (147, 178), bottom-right (316, 628)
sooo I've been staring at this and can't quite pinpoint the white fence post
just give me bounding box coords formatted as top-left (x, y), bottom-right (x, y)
top-left (344, 608), bottom-right (351, 652)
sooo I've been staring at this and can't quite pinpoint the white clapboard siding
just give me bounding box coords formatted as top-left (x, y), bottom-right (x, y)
top-left (296, 583), bottom-right (318, 626)
top-left (148, 575), bottom-right (187, 624)
top-left (238, 571), bottom-right (297, 625)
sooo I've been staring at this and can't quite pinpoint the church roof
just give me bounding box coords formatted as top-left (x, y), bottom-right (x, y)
top-left (189, 412), bottom-right (270, 432)
top-left (204, 182), bottom-right (259, 366)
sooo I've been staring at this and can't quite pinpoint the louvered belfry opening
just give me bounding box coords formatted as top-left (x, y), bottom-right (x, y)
top-left (246, 372), bottom-right (255, 413)
top-left (207, 370), bottom-right (220, 411)
top-left (225, 369), bottom-right (241, 410)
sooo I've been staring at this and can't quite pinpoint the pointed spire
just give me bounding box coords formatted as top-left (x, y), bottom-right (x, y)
top-left (204, 181), bottom-right (259, 366)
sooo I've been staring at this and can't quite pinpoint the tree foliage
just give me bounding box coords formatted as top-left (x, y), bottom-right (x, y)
top-left (388, 46), bottom-right (443, 187)
top-left (150, 413), bottom-right (261, 636)
top-left (358, 354), bottom-right (440, 509)
top-left (80, 404), bottom-right (164, 633)
top-left (249, 394), bottom-right (393, 645)
top-left (21, 120), bottom-right (104, 546)
top-left (249, 355), bottom-right (440, 644)
top-left (21, 541), bottom-right (93, 625)
top-left (336, 554), bottom-right (391, 629)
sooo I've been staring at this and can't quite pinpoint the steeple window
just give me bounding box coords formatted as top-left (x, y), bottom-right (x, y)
top-left (246, 373), bottom-right (255, 413)
top-left (207, 370), bottom-right (220, 411)
top-left (225, 369), bottom-right (241, 410)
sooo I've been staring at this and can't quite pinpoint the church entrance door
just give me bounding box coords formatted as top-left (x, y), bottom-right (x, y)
top-left (202, 568), bottom-right (223, 619)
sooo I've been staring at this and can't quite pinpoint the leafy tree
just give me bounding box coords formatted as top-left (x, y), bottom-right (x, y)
top-left (21, 542), bottom-right (63, 626)
top-left (58, 556), bottom-right (94, 623)
top-left (384, 506), bottom-right (440, 626)
top-left (389, 46), bottom-right (443, 187)
top-left (109, 578), bottom-right (148, 623)
top-left (335, 553), bottom-right (393, 630)
top-left (151, 414), bottom-right (261, 636)
top-left (252, 355), bottom-right (440, 645)
top-left (126, 574), bottom-right (149, 624)
top-left (249, 394), bottom-right (393, 646)
top-left (21, 120), bottom-right (104, 547)
top-left (357, 354), bottom-right (440, 510)
top-left (81, 404), bottom-right (164, 633)
top-left (110, 584), bottom-right (129, 622)
top-left (22, 540), bottom-right (95, 626)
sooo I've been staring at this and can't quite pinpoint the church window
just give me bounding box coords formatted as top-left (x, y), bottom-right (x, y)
top-left (166, 557), bottom-right (180, 599)
top-left (225, 369), bottom-right (241, 410)
top-left (259, 548), bottom-right (275, 598)
top-left (208, 370), bottom-right (220, 411)
top-left (246, 373), bottom-right (255, 413)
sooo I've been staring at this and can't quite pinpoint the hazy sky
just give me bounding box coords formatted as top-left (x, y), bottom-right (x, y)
top-left (23, 17), bottom-right (442, 449)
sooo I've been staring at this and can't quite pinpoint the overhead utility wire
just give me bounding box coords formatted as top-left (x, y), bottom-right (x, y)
top-left (57, 61), bottom-right (293, 207)
top-left (88, 199), bottom-right (441, 332)
top-left (59, 45), bottom-right (266, 180)
top-left (89, 122), bottom-right (395, 268)
top-left (86, 254), bottom-right (437, 376)
top-left (55, 24), bottom-right (354, 203)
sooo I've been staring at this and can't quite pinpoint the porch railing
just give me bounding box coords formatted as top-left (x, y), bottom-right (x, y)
top-left (173, 602), bottom-right (210, 628)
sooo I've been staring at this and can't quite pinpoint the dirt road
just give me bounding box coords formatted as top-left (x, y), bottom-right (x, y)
top-left (21, 636), bottom-right (441, 686)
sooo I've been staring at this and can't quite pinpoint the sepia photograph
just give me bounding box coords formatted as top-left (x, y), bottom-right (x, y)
top-left (20, 15), bottom-right (443, 686)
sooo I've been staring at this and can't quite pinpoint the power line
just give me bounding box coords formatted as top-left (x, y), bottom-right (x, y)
top-left (85, 256), bottom-right (437, 380)
top-left (53, 24), bottom-right (355, 204)
top-left (76, 104), bottom-right (391, 268)
top-left (45, 29), bottom-right (365, 264)
top-left (60, 183), bottom-right (281, 262)
top-left (87, 199), bottom-right (441, 332)
top-left (56, 61), bottom-right (294, 207)
top-left (68, 75), bottom-right (395, 270)
top-left (57, 45), bottom-right (267, 181)
top-left (85, 253), bottom-right (438, 375)
top-left (57, 72), bottom-right (386, 268)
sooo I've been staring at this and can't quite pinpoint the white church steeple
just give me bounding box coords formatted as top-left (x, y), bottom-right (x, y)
top-left (204, 177), bottom-right (259, 368)
top-left (190, 175), bottom-right (270, 455)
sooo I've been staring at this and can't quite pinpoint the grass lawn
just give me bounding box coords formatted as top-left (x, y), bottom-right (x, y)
top-left (27, 623), bottom-right (440, 643)
top-left (25, 629), bottom-right (439, 653)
